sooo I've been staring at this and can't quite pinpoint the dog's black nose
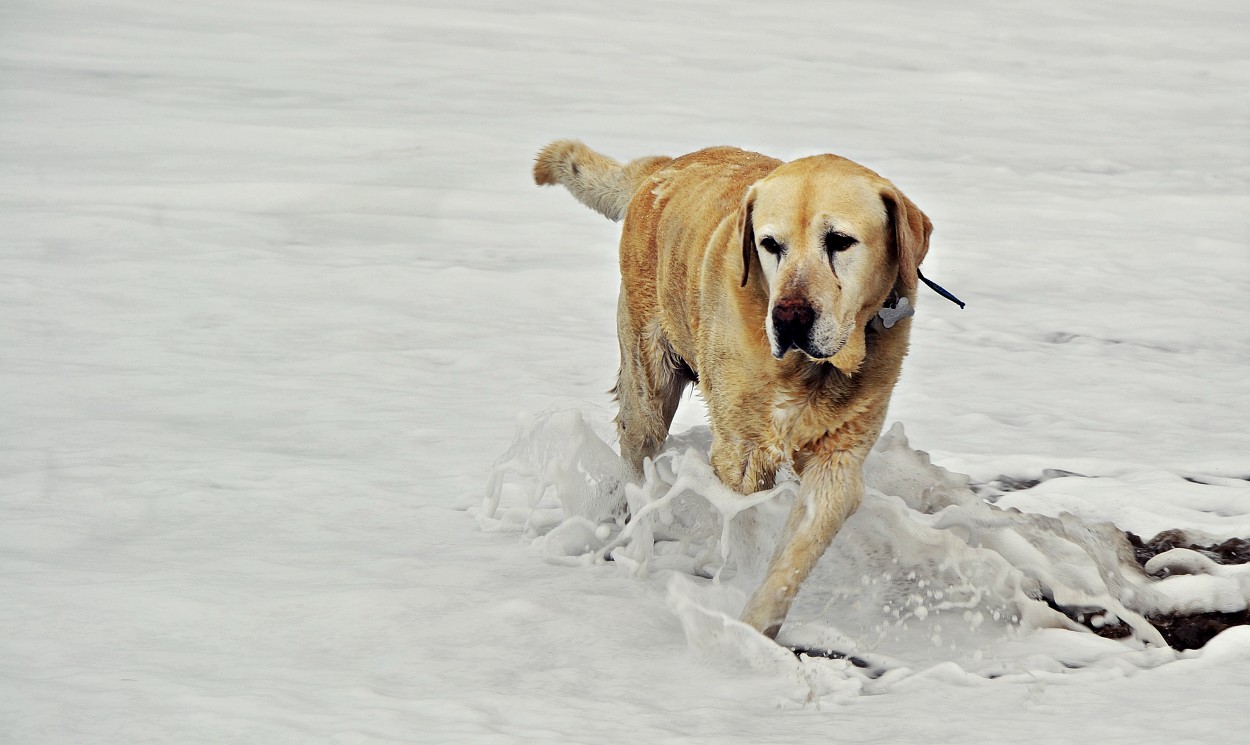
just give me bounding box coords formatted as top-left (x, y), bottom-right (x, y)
top-left (772, 299), bottom-right (815, 353)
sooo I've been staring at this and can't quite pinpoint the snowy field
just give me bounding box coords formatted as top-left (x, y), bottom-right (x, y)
top-left (3, 0), bottom-right (1249, 742)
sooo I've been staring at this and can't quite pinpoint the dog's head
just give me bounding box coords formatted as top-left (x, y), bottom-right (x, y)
top-left (738, 155), bottom-right (931, 373)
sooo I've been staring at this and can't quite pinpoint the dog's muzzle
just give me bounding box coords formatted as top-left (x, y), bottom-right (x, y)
top-left (771, 299), bottom-right (819, 359)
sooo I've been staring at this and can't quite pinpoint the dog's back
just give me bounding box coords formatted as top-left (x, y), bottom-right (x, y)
top-left (537, 142), bottom-right (784, 377)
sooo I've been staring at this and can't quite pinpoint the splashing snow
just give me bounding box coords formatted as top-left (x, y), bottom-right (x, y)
top-left (480, 409), bottom-right (1250, 696)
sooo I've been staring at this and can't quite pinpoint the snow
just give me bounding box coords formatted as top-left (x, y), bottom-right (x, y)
top-left (2, 0), bottom-right (1249, 742)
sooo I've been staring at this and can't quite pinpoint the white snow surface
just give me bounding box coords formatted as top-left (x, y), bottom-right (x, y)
top-left (3, 0), bottom-right (1250, 742)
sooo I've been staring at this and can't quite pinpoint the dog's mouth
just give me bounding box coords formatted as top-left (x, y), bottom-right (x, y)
top-left (772, 334), bottom-right (847, 362)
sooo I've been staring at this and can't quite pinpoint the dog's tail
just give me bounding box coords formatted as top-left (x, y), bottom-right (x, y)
top-left (533, 140), bottom-right (671, 222)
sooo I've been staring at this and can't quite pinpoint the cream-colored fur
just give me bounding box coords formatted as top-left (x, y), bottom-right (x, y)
top-left (533, 140), bottom-right (673, 222)
top-left (534, 140), bottom-right (933, 640)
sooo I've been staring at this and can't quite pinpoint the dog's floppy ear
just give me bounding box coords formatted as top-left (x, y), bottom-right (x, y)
top-left (739, 187), bottom-right (758, 287)
top-left (881, 187), bottom-right (933, 290)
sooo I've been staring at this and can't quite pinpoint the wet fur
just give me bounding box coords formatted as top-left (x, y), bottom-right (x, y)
top-left (534, 140), bottom-right (933, 639)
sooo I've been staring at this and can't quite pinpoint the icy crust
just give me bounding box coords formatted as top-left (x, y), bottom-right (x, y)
top-left (478, 410), bottom-right (1250, 697)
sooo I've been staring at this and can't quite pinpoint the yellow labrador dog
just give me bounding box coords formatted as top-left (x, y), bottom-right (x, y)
top-left (533, 140), bottom-right (932, 640)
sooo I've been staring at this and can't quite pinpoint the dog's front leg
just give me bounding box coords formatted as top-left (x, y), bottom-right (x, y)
top-left (740, 447), bottom-right (865, 639)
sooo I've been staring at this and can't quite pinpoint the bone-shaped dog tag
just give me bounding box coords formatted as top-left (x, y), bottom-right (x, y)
top-left (878, 296), bottom-right (914, 329)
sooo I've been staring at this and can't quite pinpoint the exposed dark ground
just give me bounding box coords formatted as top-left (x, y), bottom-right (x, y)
top-left (979, 474), bottom-right (1249, 651)
top-left (1128, 531), bottom-right (1250, 650)
top-left (1054, 531), bottom-right (1250, 650)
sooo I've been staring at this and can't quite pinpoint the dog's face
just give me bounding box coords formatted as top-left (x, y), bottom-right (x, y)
top-left (739, 155), bottom-right (931, 373)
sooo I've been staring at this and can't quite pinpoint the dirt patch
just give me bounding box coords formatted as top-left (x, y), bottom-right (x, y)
top-left (1126, 530), bottom-right (1250, 567)
top-left (976, 471), bottom-right (1249, 651)
top-left (1123, 530), bottom-right (1250, 650)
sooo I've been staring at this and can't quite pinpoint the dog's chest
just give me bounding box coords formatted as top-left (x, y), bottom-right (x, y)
top-left (768, 383), bottom-right (865, 451)
top-left (770, 396), bottom-right (832, 446)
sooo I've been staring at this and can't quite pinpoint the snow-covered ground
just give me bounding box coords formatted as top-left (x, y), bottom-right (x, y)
top-left (3, 0), bottom-right (1249, 742)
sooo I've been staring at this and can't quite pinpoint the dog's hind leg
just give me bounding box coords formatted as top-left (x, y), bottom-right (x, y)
top-left (614, 320), bottom-right (690, 477)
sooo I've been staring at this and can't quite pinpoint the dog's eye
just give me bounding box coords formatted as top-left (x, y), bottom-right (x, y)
top-left (759, 236), bottom-right (784, 255)
top-left (825, 231), bottom-right (857, 254)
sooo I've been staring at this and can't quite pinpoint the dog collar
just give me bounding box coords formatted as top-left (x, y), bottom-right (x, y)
top-left (870, 271), bottom-right (965, 333)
